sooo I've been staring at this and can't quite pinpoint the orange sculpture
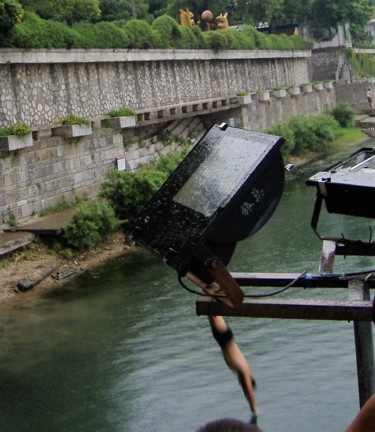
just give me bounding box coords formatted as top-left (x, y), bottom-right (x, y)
top-left (180, 8), bottom-right (195, 27)
top-left (216, 12), bottom-right (229, 29)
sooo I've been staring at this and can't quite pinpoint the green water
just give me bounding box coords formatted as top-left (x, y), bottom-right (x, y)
top-left (1, 142), bottom-right (375, 432)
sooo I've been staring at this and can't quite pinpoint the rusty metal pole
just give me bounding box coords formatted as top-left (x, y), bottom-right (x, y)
top-left (349, 279), bottom-right (375, 407)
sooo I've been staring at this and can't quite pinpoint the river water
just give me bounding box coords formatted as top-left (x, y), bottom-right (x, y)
top-left (1, 140), bottom-right (375, 432)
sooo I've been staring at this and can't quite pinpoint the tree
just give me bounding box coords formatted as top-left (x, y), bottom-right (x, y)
top-left (98, 0), bottom-right (151, 22)
top-left (99, 0), bottom-right (135, 21)
top-left (147, 0), bottom-right (168, 18)
top-left (311, 0), bottom-right (371, 29)
top-left (233, 0), bottom-right (284, 26)
top-left (282, 0), bottom-right (312, 24)
top-left (18, 0), bottom-right (101, 24)
top-left (308, 0), bottom-right (372, 40)
top-left (0, 0), bottom-right (23, 32)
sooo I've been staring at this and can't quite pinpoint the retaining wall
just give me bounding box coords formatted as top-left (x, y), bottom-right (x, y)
top-left (0, 84), bottom-right (338, 227)
top-left (0, 49), bottom-right (311, 128)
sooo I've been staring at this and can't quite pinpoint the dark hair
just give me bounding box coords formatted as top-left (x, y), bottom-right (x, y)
top-left (197, 418), bottom-right (261, 432)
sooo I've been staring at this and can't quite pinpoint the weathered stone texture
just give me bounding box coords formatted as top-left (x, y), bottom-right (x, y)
top-left (0, 49), bottom-right (311, 127)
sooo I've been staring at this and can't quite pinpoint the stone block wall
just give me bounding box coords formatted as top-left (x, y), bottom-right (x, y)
top-left (0, 49), bottom-right (311, 128)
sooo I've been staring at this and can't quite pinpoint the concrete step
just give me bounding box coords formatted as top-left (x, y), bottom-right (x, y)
top-left (358, 116), bottom-right (375, 129)
top-left (0, 232), bottom-right (35, 257)
top-left (6, 208), bottom-right (76, 235)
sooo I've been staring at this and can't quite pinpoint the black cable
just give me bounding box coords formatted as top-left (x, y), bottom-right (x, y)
top-left (178, 269), bottom-right (375, 301)
top-left (177, 274), bottom-right (226, 299)
top-left (243, 271), bottom-right (307, 298)
top-left (177, 271), bottom-right (307, 300)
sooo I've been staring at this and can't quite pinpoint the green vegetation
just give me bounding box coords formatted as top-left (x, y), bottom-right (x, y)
top-left (63, 199), bottom-right (119, 250)
top-left (331, 127), bottom-right (367, 146)
top-left (1, 10), bottom-right (313, 50)
top-left (39, 200), bottom-right (73, 217)
top-left (59, 114), bottom-right (89, 126)
top-left (0, 0), bottom-right (23, 32)
top-left (100, 169), bottom-right (168, 220)
top-left (265, 104), bottom-right (357, 160)
top-left (0, 123), bottom-right (31, 136)
top-left (100, 146), bottom-right (189, 220)
top-left (346, 49), bottom-right (375, 78)
top-left (106, 107), bottom-right (136, 117)
top-left (330, 102), bottom-right (355, 128)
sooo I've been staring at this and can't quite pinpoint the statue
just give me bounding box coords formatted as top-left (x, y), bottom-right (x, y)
top-left (200, 10), bottom-right (214, 31)
top-left (180, 8), bottom-right (195, 27)
top-left (216, 12), bottom-right (229, 29)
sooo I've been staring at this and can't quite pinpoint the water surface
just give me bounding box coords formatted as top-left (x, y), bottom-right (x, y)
top-left (1, 141), bottom-right (375, 432)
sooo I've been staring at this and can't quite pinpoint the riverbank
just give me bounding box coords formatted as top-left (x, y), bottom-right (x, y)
top-left (0, 230), bottom-right (132, 305)
top-left (0, 131), bottom-right (369, 306)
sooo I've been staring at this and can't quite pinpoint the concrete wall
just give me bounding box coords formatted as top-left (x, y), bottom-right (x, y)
top-left (0, 48), bottom-right (311, 128)
top-left (0, 84), bottom-right (338, 228)
top-left (0, 47), bottom-right (358, 228)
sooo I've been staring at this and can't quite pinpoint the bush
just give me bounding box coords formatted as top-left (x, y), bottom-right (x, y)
top-left (72, 21), bottom-right (129, 49)
top-left (43, 20), bottom-right (79, 48)
top-left (177, 25), bottom-right (199, 49)
top-left (150, 148), bottom-right (189, 176)
top-left (63, 200), bottom-right (119, 250)
top-left (152, 15), bottom-right (182, 48)
top-left (0, 0), bottom-right (23, 33)
top-left (231, 29), bottom-right (255, 49)
top-left (203, 30), bottom-right (229, 50)
top-left (308, 114), bottom-right (338, 151)
top-left (106, 107), bottom-right (136, 117)
top-left (265, 122), bottom-right (296, 159)
top-left (100, 169), bottom-right (167, 219)
top-left (190, 25), bottom-right (205, 49)
top-left (0, 123), bottom-right (31, 136)
top-left (123, 19), bottom-right (157, 49)
top-left (60, 114), bottom-right (89, 125)
top-left (330, 102), bottom-right (355, 128)
top-left (7, 11), bottom-right (46, 48)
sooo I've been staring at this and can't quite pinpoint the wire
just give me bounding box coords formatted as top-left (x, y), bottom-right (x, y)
top-left (243, 271), bottom-right (307, 298)
top-left (177, 271), bottom-right (307, 300)
top-left (178, 269), bottom-right (375, 301)
top-left (178, 274), bottom-right (226, 298)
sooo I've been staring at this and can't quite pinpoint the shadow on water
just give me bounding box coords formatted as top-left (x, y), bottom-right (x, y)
top-left (1, 140), bottom-right (375, 432)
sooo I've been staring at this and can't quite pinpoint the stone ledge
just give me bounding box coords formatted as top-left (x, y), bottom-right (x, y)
top-left (0, 48), bottom-right (312, 64)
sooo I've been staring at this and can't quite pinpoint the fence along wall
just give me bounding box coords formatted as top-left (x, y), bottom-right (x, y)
top-left (0, 49), bottom-right (311, 127)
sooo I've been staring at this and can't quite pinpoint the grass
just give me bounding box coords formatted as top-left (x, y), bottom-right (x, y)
top-left (333, 127), bottom-right (367, 145)
top-left (39, 200), bottom-right (73, 217)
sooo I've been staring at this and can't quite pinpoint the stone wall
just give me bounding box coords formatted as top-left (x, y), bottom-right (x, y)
top-left (0, 49), bottom-right (311, 128)
top-left (0, 84), bottom-right (338, 228)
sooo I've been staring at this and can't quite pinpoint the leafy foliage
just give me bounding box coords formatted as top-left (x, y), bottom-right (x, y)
top-left (151, 14), bottom-right (183, 48)
top-left (346, 49), bottom-right (375, 78)
top-left (266, 113), bottom-right (340, 158)
top-left (106, 107), bottom-right (136, 117)
top-left (100, 170), bottom-right (167, 219)
top-left (265, 122), bottom-right (295, 159)
top-left (123, 19), bottom-right (158, 48)
top-left (0, 123), bottom-right (31, 136)
top-left (18, 0), bottom-right (100, 25)
top-left (1, 9), bottom-right (313, 51)
top-left (148, 147), bottom-right (189, 176)
top-left (63, 200), bottom-right (119, 250)
top-left (0, 0), bottom-right (23, 33)
top-left (330, 102), bottom-right (355, 128)
top-left (60, 114), bottom-right (89, 126)
top-left (72, 21), bottom-right (129, 48)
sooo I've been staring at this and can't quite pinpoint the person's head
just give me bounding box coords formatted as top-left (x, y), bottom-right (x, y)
top-left (196, 418), bottom-right (262, 432)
